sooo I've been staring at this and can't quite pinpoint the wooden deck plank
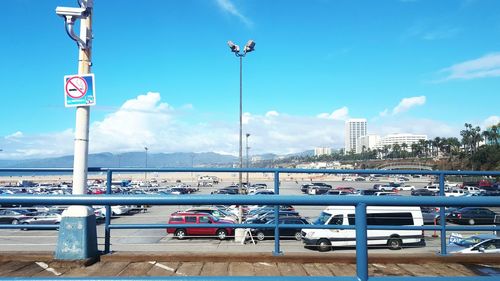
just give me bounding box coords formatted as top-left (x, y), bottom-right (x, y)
top-left (7, 263), bottom-right (45, 277)
top-left (395, 264), bottom-right (431, 276)
top-left (0, 261), bottom-right (31, 275)
top-left (32, 262), bottom-right (71, 277)
top-left (176, 262), bottom-right (204, 276)
top-left (253, 262), bottom-right (279, 276)
top-left (445, 264), bottom-right (476, 276)
top-left (277, 262), bottom-right (307, 276)
top-left (368, 264), bottom-right (385, 276)
top-left (371, 264), bottom-right (410, 276)
top-left (419, 264), bottom-right (453, 276)
top-left (228, 262), bottom-right (254, 276)
top-left (426, 263), bottom-right (470, 276)
top-left (302, 263), bottom-right (332, 276)
top-left (325, 263), bottom-right (356, 276)
top-left (200, 262), bottom-right (229, 276)
top-left (117, 262), bottom-right (154, 276)
top-left (146, 262), bottom-right (179, 276)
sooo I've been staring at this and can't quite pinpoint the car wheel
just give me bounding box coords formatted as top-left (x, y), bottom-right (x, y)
top-left (294, 231), bottom-right (302, 241)
top-left (256, 231), bottom-right (266, 241)
top-left (216, 229), bottom-right (227, 240)
top-left (174, 229), bottom-right (187, 240)
top-left (11, 219), bottom-right (19, 225)
top-left (317, 238), bottom-right (332, 252)
top-left (380, 188), bottom-right (385, 191)
top-left (387, 238), bottom-right (402, 250)
top-left (468, 218), bottom-right (475, 225)
top-left (21, 222), bottom-right (28, 231)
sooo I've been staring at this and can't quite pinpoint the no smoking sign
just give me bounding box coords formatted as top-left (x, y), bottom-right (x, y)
top-left (64, 74), bottom-right (96, 107)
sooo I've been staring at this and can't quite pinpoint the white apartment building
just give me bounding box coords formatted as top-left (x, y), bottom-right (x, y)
top-left (345, 119), bottom-right (367, 154)
top-left (356, 134), bottom-right (381, 152)
top-left (375, 133), bottom-right (428, 151)
top-left (314, 147), bottom-right (332, 156)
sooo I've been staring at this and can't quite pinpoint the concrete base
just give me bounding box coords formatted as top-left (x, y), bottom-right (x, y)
top-left (55, 206), bottom-right (98, 260)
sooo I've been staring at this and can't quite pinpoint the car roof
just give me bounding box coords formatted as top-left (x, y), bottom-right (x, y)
top-left (171, 211), bottom-right (211, 216)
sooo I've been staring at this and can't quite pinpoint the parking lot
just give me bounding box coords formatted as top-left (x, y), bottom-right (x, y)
top-left (1, 177), bottom-right (498, 255)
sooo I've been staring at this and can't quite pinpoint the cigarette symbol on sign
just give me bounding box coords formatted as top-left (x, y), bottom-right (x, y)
top-left (65, 76), bottom-right (88, 99)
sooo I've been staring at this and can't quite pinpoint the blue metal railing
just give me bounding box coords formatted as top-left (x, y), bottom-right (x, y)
top-left (0, 167), bottom-right (499, 281)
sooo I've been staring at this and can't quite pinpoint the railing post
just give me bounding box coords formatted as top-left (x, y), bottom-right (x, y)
top-left (355, 203), bottom-right (368, 281)
top-left (439, 173), bottom-right (447, 255)
top-left (104, 170), bottom-right (113, 254)
top-left (273, 170), bottom-right (282, 256)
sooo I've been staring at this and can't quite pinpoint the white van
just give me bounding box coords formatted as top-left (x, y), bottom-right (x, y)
top-left (301, 206), bottom-right (424, 252)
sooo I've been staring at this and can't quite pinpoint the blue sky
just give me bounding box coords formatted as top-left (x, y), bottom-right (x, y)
top-left (1, 0), bottom-right (499, 159)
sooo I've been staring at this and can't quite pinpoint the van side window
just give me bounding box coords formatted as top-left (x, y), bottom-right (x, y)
top-left (367, 212), bottom-right (413, 225)
top-left (329, 215), bottom-right (343, 225)
top-left (348, 214), bottom-right (355, 225)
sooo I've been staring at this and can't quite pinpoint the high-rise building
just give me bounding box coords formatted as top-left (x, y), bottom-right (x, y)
top-left (314, 147), bottom-right (332, 156)
top-left (357, 134), bottom-right (381, 153)
top-left (344, 119), bottom-right (367, 154)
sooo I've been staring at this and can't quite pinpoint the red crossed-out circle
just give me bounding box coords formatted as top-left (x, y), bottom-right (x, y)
top-left (65, 76), bottom-right (88, 99)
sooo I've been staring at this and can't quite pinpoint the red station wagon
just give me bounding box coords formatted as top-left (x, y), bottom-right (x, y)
top-left (166, 212), bottom-right (234, 240)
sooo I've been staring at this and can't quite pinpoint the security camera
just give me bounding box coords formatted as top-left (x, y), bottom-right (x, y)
top-left (55, 7), bottom-right (87, 19)
top-left (244, 40), bottom-right (255, 53)
top-left (227, 41), bottom-right (240, 53)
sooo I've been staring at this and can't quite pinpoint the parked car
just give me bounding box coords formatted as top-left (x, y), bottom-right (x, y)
top-left (251, 190), bottom-right (275, 195)
top-left (0, 209), bottom-right (36, 225)
top-left (446, 207), bottom-right (497, 225)
top-left (411, 188), bottom-right (436, 196)
top-left (358, 189), bottom-right (379, 196)
top-left (251, 217), bottom-right (309, 241)
top-left (448, 233), bottom-right (500, 254)
top-left (374, 184), bottom-right (392, 191)
top-left (420, 207), bottom-right (439, 224)
top-left (397, 185), bottom-right (416, 191)
top-left (307, 185), bottom-right (331, 195)
top-left (244, 211), bottom-right (300, 224)
top-left (374, 192), bottom-right (400, 196)
top-left (325, 190), bottom-right (349, 196)
top-left (445, 189), bottom-right (466, 197)
top-left (335, 187), bottom-right (356, 193)
top-left (462, 186), bottom-right (484, 195)
top-left (185, 207), bottom-right (237, 222)
top-left (166, 212), bottom-right (234, 240)
top-left (20, 212), bottom-right (61, 230)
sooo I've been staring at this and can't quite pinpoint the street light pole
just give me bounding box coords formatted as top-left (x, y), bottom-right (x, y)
top-left (246, 133), bottom-right (250, 186)
top-left (227, 40), bottom-right (255, 225)
top-left (144, 147), bottom-right (148, 181)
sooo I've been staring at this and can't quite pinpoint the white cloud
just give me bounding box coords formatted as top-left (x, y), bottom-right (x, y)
top-left (483, 115), bottom-right (500, 128)
top-left (215, 0), bottom-right (253, 27)
top-left (5, 131), bottom-right (23, 139)
top-left (371, 118), bottom-right (457, 139)
top-left (379, 109), bottom-right (389, 117)
top-left (317, 106), bottom-right (349, 120)
top-left (438, 53), bottom-right (500, 81)
top-left (265, 111), bottom-right (279, 117)
top-left (392, 96), bottom-right (426, 115)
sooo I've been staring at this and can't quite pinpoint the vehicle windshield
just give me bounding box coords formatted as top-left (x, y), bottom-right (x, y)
top-left (211, 215), bottom-right (220, 222)
top-left (314, 212), bottom-right (331, 225)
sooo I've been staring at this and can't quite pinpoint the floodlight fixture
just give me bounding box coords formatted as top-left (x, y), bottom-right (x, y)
top-left (244, 40), bottom-right (255, 53)
top-left (227, 41), bottom-right (240, 53)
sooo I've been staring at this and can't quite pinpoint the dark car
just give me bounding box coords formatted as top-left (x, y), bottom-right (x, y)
top-left (307, 184), bottom-right (332, 195)
top-left (244, 211), bottom-right (300, 224)
top-left (359, 189), bottom-right (378, 196)
top-left (246, 205), bottom-right (295, 217)
top-left (166, 212), bottom-right (233, 240)
top-left (311, 182), bottom-right (333, 189)
top-left (0, 209), bottom-right (37, 225)
top-left (411, 188), bottom-right (436, 196)
top-left (251, 217), bottom-right (310, 241)
top-left (446, 207), bottom-right (497, 225)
